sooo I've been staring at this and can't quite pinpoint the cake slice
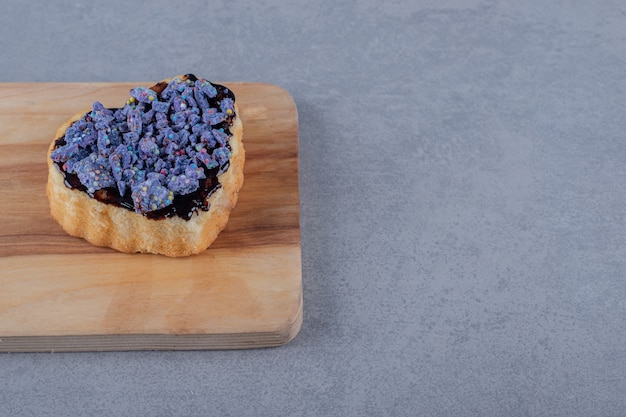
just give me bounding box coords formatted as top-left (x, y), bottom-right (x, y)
top-left (47, 74), bottom-right (244, 257)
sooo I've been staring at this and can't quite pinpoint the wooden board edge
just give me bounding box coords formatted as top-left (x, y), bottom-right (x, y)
top-left (0, 298), bottom-right (302, 353)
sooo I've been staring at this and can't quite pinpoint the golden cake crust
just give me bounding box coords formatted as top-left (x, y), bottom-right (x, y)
top-left (46, 78), bottom-right (244, 257)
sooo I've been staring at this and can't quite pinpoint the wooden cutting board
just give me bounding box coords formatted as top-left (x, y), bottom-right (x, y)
top-left (0, 81), bottom-right (302, 352)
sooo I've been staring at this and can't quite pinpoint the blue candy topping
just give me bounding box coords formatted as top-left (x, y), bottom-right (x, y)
top-left (51, 76), bottom-right (236, 215)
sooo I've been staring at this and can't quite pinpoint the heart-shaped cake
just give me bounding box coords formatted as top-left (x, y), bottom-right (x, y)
top-left (47, 74), bottom-right (245, 257)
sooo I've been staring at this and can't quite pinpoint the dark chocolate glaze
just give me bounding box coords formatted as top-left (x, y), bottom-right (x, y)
top-left (55, 159), bottom-right (224, 221)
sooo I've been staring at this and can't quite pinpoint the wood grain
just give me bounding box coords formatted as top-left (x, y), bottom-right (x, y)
top-left (0, 82), bottom-right (302, 351)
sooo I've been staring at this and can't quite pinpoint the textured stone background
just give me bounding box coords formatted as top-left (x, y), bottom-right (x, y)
top-left (1, 1), bottom-right (625, 416)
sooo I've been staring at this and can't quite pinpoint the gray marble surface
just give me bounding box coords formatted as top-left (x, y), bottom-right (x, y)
top-left (1, 1), bottom-right (625, 416)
